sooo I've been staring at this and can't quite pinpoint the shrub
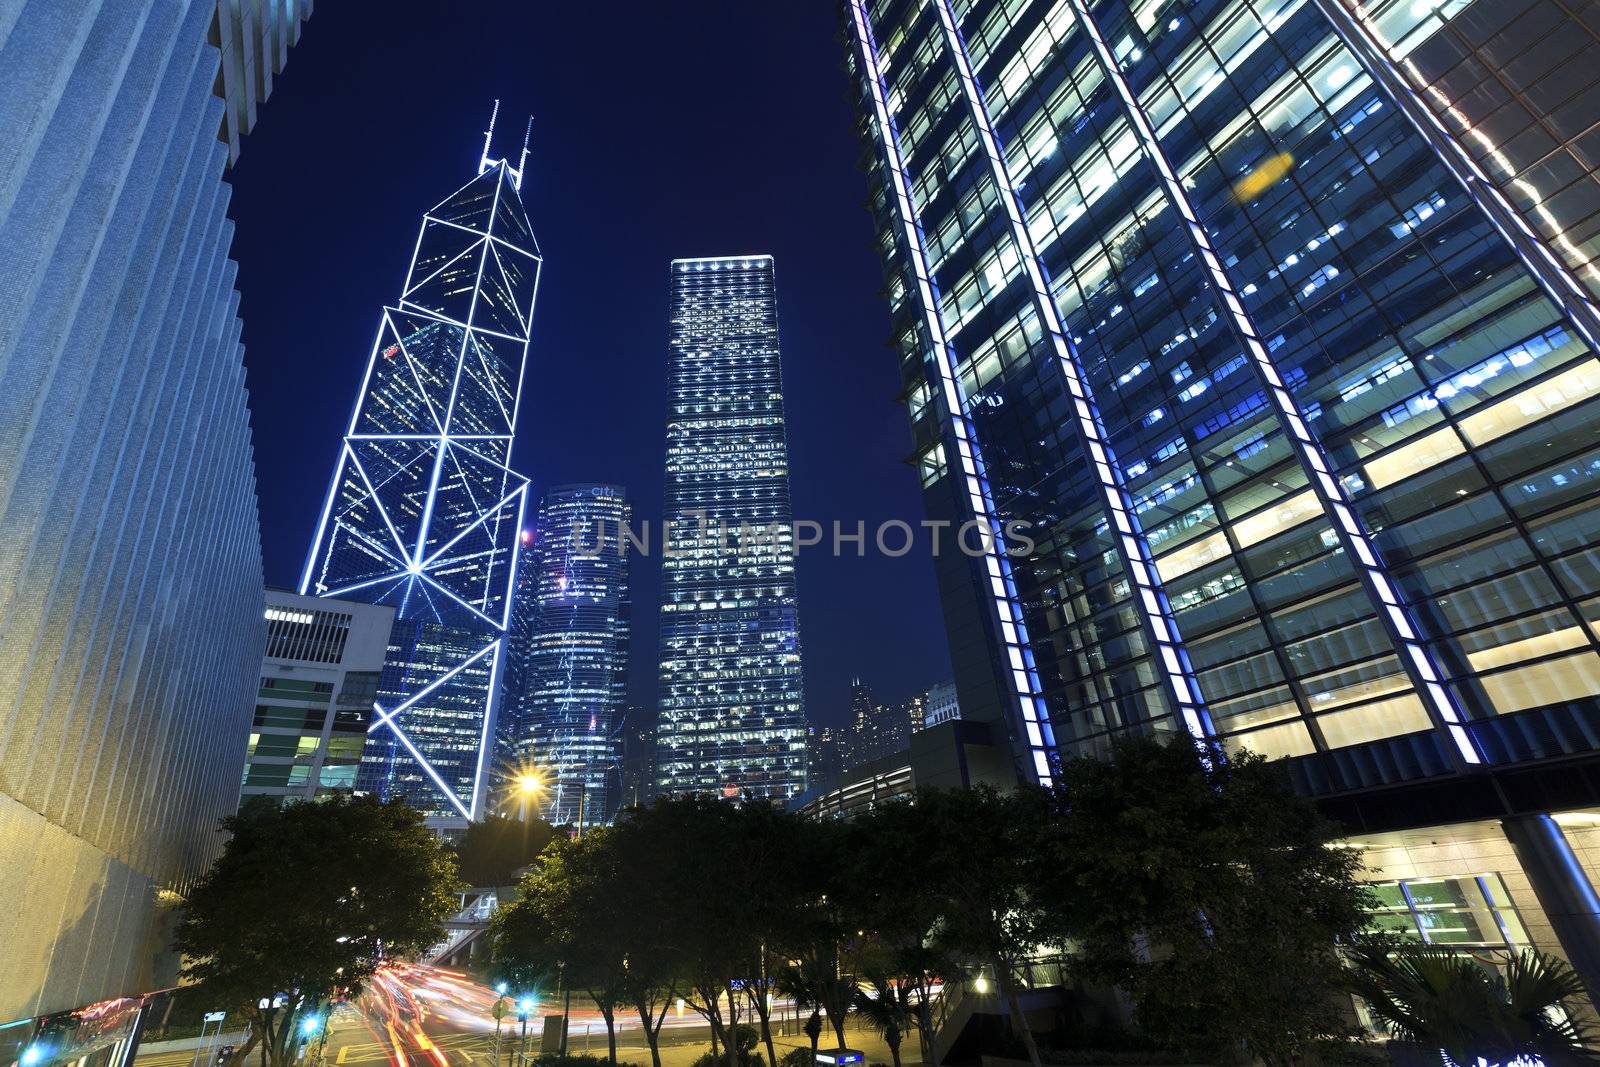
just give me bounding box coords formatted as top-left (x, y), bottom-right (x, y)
top-left (534, 1057), bottom-right (643, 1067)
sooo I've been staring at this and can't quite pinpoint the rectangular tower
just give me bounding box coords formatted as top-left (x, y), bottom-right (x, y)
top-left (242, 590), bottom-right (395, 806)
top-left (303, 119), bottom-right (540, 829)
top-left (656, 256), bottom-right (808, 802)
top-left (843, 0), bottom-right (1600, 992)
top-left (507, 484), bottom-right (632, 826)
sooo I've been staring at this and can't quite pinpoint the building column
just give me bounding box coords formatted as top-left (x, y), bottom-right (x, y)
top-left (1502, 813), bottom-right (1600, 1009)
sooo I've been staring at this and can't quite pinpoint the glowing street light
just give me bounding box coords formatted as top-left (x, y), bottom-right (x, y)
top-left (301, 1016), bottom-right (322, 1036)
top-left (496, 982), bottom-right (509, 995)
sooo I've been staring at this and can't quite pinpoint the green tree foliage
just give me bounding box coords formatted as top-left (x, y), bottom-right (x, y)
top-left (494, 831), bottom-right (629, 1065)
top-left (176, 796), bottom-right (460, 1067)
top-left (1030, 738), bottom-right (1373, 1066)
top-left (852, 978), bottom-right (914, 1067)
top-left (1345, 943), bottom-right (1600, 1066)
top-left (452, 813), bottom-right (558, 887)
top-left (492, 816), bottom-right (684, 1067)
top-left (490, 748), bottom-right (1379, 1067)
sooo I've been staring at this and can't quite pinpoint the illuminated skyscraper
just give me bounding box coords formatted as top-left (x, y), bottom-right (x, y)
top-left (508, 484), bottom-right (631, 826)
top-left (303, 107), bottom-right (540, 827)
top-left (844, 0), bottom-right (1600, 995)
top-left (656, 256), bottom-right (808, 801)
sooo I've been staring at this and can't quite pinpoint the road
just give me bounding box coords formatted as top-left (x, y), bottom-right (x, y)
top-left (318, 962), bottom-right (796, 1067)
top-left (135, 963), bottom-right (885, 1067)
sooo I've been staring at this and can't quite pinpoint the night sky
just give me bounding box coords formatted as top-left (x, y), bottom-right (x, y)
top-left (227, 2), bottom-right (950, 728)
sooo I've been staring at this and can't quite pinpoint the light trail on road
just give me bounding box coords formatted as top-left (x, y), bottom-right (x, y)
top-left (346, 961), bottom-right (804, 1067)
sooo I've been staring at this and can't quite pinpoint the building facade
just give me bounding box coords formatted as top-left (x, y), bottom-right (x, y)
top-left (505, 485), bottom-right (631, 827)
top-left (924, 679), bottom-right (962, 728)
top-left (844, 0), bottom-right (1600, 995)
top-left (656, 255), bottom-right (809, 802)
top-left (619, 705), bottom-right (657, 811)
top-left (0, 0), bottom-right (309, 1032)
top-left (241, 590), bottom-right (395, 807)
top-left (303, 113), bottom-right (540, 829)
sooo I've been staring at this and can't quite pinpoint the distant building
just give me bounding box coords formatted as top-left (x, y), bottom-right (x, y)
top-left (810, 724), bottom-right (847, 786)
top-left (242, 590), bottom-right (395, 806)
top-left (900, 690), bottom-right (929, 735)
top-left (497, 530), bottom-right (542, 773)
top-left (923, 681), bottom-right (960, 729)
top-left (847, 679), bottom-right (879, 768)
top-left (619, 706), bottom-right (656, 812)
top-left (845, 678), bottom-right (925, 768)
top-left (656, 256), bottom-right (807, 801)
top-left (302, 113), bottom-right (540, 830)
top-left (508, 485), bottom-right (631, 827)
top-left (0, 0), bottom-right (309, 1032)
top-left (794, 720), bottom-right (1016, 821)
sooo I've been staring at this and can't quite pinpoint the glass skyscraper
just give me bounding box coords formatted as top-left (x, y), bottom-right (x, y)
top-left (303, 111), bottom-right (539, 827)
top-left (505, 484), bottom-right (631, 826)
top-left (656, 256), bottom-right (808, 802)
top-left (844, 0), bottom-right (1600, 994)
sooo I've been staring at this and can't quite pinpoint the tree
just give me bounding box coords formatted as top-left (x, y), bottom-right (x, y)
top-left (852, 978), bottom-right (914, 1067)
top-left (1346, 943), bottom-right (1600, 1066)
top-left (890, 787), bottom-right (1051, 1067)
top-left (491, 809), bottom-right (685, 1067)
top-left (452, 813), bottom-right (558, 888)
top-left (735, 802), bottom-right (822, 1067)
top-left (493, 831), bottom-right (629, 1065)
top-left (1032, 738), bottom-right (1373, 1066)
top-left (176, 796), bottom-right (460, 1067)
top-left (847, 800), bottom-right (961, 1067)
top-left (606, 811), bottom-right (684, 1067)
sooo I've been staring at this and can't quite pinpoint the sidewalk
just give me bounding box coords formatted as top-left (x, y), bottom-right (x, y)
top-left (559, 1025), bottom-right (915, 1067)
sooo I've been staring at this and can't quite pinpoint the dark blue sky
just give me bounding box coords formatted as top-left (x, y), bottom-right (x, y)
top-left (228, 1), bottom-right (950, 727)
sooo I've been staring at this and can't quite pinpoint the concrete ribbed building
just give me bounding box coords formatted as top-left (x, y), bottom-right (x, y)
top-left (0, 0), bottom-right (310, 1032)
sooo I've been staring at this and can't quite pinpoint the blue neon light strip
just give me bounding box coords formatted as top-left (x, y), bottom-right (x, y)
top-left (929, 0), bottom-right (1214, 745)
top-left (848, 0), bottom-right (1058, 783)
top-left (1059, 0), bottom-right (1481, 764)
top-left (300, 155), bottom-right (540, 817)
top-left (1306, 0), bottom-right (1600, 355)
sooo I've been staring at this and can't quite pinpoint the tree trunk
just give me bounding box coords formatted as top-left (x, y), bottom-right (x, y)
top-left (749, 990), bottom-right (778, 1067)
top-left (604, 1010), bottom-right (617, 1067)
top-left (636, 1000), bottom-right (664, 1067)
top-left (888, 1034), bottom-right (902, 1067)
top-left (993, 961), bottom-right (1042, 1067)
top-left (918, 998), bottom-right (939, 1067)
top-left (226, 1030), bottom-right (261, 1067)
top-left (804, 1012), bottom-right (820, 1057)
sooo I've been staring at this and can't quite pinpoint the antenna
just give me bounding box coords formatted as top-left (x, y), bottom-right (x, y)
top-left (511, 115), bottom-right (533, 192)
top-left (478, 98), bottom-right (500, 178)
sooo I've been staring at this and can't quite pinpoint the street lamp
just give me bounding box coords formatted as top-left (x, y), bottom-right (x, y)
top-left (509, 770), bottom-right (546, 822)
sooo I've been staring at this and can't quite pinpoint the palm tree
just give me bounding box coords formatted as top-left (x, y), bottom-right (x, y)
top-left (852, 977), bottom-right (914, 1067)
top-left (1346, 942), bottom-right (1600, 1066)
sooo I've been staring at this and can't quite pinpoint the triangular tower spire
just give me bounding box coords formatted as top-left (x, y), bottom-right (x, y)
top-left (478, 98), bottom-right (531, 193)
